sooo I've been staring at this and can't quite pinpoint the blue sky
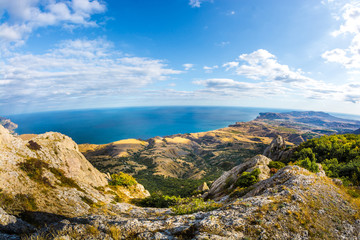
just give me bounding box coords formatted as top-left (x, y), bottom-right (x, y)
top-left (1, 0), bottom-right (360, 115)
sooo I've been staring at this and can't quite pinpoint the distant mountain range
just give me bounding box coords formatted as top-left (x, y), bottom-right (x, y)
top-left (254, 111), bottom-right (360, 134)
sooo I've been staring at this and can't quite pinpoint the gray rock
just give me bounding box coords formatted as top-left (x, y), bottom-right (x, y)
top-left (206, 155), bottom-right (272, 200)
top-left (0, 207), bottom-right (35, 234)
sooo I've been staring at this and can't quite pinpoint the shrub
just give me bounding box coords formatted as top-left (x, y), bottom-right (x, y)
top-left (109, 172), bottom-right (137, 187)
top-left (134, 192), bottom-right (179, 208)
top-left (27, 140), bottom-right (42, 151)
top-left (235, 168), bottom-right (261, 188)
top-left (18, 158), bottom-right (52, 187)
top-left (171, 197), bottom-right (222, 215)
top-left (295, 158), bottom-right (319, 173)
top-left (268, 161), bottom-right (285, 170)
top-left (134, 193), bottom-right (222, 214)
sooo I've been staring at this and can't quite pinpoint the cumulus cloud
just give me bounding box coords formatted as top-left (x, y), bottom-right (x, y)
top-left (224, 49), bottom-right (313, 83)
top-left (191, 49), bottom-right (360, 104)
top-left (322, 1), bottom-right (360, 69)
top-left (0, 0), bottom-right (106, 45)
top-left (0, 39), bottom-right (181, 107)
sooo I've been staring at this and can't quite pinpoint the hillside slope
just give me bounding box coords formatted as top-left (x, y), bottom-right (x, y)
top-left (0, 125), bottom-right (149, 225)
top-left (21, 164), bottom-right (360, 239)
top-left (79, 116), bottom-right (327, 196)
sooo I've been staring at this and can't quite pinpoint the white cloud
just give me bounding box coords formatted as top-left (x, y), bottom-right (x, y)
top-left (183, 63), bottom-right (194, 70)
top-left (0, 0), bottom-right (106, 45)
top-left (322, 1), bottom-right (360, 69)
top-left (189, 0), bottom-right (210, 8)
top-left (192, 49), bottom-right (360, 104)
top-left (203, 65), bottom-right (218, 73)
top-left (224, 49), bottom-right (313, 83)
top-left (0, 39), bottom-right (181, 107)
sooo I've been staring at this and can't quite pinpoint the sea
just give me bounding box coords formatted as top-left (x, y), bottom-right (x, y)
top-left (5, 106), bottom-right (360, 145)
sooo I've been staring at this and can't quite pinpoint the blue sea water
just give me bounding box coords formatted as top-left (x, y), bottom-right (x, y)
top-left (6, 106), bottom-right (294, 144)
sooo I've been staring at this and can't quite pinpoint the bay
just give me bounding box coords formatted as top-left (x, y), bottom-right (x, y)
top-left (7, 106), bottom-right (292, 144)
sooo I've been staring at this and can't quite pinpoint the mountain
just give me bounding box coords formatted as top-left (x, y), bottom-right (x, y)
top-left (80, 111), bottom-right (356, 196)
top-left (79, 120), bottom-right (314, 196)
top-left (0, 125), bottom-right (149, 233)
top-left (255, 111), bottom-right (360, 133)
top-left (354, 128), bottom-right (360, 134)
top-left (0, 117), bottom-right (18, 133)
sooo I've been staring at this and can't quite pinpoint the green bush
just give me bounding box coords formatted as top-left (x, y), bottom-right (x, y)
top-left (109, 172), bottom-right (137, 187)
top-left (290, 134), bottom-right (360, 185)
top-left (268, 161), bottom-right (285, 170)
top-left (134, 193), bottom-right (222, 214)
top-left (235, 168), bottom-right (261, 188)
top-left (171, 197), bottom-right (222, 215)
top-left (295, 158), bottom-right (319, 173)
top-left (134, 192), bottom-right (179, 208)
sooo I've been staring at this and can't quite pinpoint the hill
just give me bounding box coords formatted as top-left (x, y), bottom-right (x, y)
top-left (255, 111), bottom-right (360, 134)
top-left (0, 125), bottom-right (149, 234)
top-left (80, 111), bottom-right (355, 196)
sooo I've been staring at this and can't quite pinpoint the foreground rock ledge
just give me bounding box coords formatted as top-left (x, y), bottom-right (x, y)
top-left (21, 165), bottom-right (360, 240)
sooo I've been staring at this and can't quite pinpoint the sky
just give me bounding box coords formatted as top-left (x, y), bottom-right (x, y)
top-left (1, 0), bottom-right (360, 115)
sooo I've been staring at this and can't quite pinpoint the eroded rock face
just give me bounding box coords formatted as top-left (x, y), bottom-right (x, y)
top-left (263, 135), bottom-right (295, 162)
top-left (26, 166), bottom-right (360, 240)
top-left (0, 125), bottom-right (149, 218)
top-left (205, 155), bottom-right (272, 200)
top-left (0, 117), bottom-right (17, 133)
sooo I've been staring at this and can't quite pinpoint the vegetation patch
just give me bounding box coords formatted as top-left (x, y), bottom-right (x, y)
top-left (268, 161), bottom-right (285, 170)
top-left (235, 168), bottom-right (261, 188)
top-left (289, 134), bottom-right (360, 185)
top-left (135, 170), bottom-right (221, 197)
top-left (0, 191), bottom-right (37, 214)
top-left (18, 158), bottom-right (82, 191)
top-left (134, 192), bottom-right (222, 215)
top-left (27, 140), bottom-right (42, 151)
top-left (18, 158), bottom-right (52, 187)
top-left (49, 167), bottom-right (82, 191)
top-left (109, 172), bottom-right (137, 187)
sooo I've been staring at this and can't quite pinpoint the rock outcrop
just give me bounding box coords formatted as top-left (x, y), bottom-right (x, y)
top-left (0, 125), bottom-right (149, 221)
top-left (23, 165), bottom-right (360, 240)
top-left (0, 207), bottom-right (35, 234)
top-left (263, 135), bottom-right (295, 162)
top-left (205, 155), bottom-right (272, 200)
top-left (0, 117), bottom-right (17, 133)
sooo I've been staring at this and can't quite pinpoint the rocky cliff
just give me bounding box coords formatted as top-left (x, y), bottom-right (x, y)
top-left (0, 117), bottom-right (17, 133)
top-left (0, 125), bottom-right (149, 235)
top-left (16, 164), bottom-right (360, 240)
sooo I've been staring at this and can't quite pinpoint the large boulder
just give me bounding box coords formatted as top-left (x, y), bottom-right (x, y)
top-left (263, 135), bottom-right (295, 162)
